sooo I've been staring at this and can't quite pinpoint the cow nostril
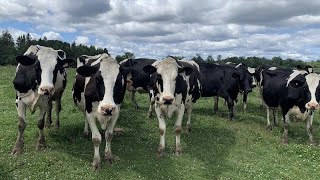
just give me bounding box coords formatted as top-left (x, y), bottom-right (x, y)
top-left (163, 98), bottom-right (173, 105)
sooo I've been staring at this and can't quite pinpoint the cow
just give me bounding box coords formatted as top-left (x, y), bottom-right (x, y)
top-left (73, 53), bottom-right (127, 170)
top-left (199, 63), bottom-right (242, 120)
top-left (226, 63), bottom-right (254, 111)
top-left (143, 57), bottom-right (201, 157)
top-left (12, 45), bottom-right (74, 155)
top-left (119, 58), bottom-right (156, 113)
top-left (262, 69), bottom-right (320, 144)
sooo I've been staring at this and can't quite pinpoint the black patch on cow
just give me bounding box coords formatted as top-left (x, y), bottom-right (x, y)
top-left (13, 64), bottom-right (37, 93)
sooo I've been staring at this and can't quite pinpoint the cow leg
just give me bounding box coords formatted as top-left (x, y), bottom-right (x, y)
top-left (259, 87), bottom-right (264, 108)
top-left (306, 114), bottom-right (315, 145)
top-left (11, 100), bottom-right (27, 155)
top-left (54, 97), bottom-right (62, 129)
top-left (282, 113), bottom-right (290, 145)
top-left (131, 90), bottom-right (140, 109)
top-left (155, 105), bottom-right (166, 157)
top-left (213, 96), bottom-right (219, 114)
top-left (175, 104), bottom-right (184, 156)
top-left (37, 105), bottom-right (47, 150)
top-left (243, 93), bottom-right (248, 112)
top-left (265, 107), bottom-right (272, 130)
top-left (87, 113), bottom-right (101, 171)
top-left (147, 101), bottom-right (154, 119)
top-left (104, 112), bottom-right (119, 164)
top-left (273, 109), bottom-right (278, 127)
top-left (185, 105), bottom-right (193, 134)
top-left (45, 98), bottom-right (53, 128)
top-left (226, 97), bottom-right (235, 120)
top-left (83, 112), bottom-right (90, 139)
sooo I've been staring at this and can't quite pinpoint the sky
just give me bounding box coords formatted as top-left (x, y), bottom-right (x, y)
top-left (0, 0), bottom-right (320, 61)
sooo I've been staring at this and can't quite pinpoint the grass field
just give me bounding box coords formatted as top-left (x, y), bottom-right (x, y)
top-left (1, 66), bottom-right (320, 179)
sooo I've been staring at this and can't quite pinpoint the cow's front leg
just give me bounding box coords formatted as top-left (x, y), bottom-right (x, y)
top-left (83, 111), bottom-right (90, 139)
top-left (265, 107), bottom-right (272, 130)
top-left (175, 104), bottom-right (185, 156)
top-left (306, 114), bottom-right (315, 145)
top-left (12, 99), bottom-right (27, 155)
top-left (226, 97), bottom-right (235, 120)
top-left (282, 113), bottom-right (290, 144)
top-left (45, 98), bottom-right (52, 128)
top-left (104, 112), bottom-right (119, 164)
top-left (185, 104), bottom-right (193, 134)
top-left (55, 97), bottom-right (62, 129)
top-left (37, 105), bottom-right (47, 150)
top-left (87, 113), bottom-right (101, 171)
top-left (213, 96), bottom-right (219, 114)
top-left (155, 104), bottom-right (166, 157)
top-left (243, 93), bottom-right (248, 112)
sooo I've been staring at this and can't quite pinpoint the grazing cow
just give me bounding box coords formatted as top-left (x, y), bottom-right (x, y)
top-left (143, 57), bottom-right (201, 157)
top-left (262, 69), bottom-right (320, 144)
top-left (119, 58), bottom-right (156, 112)
top-left (73, 53), bottom-right (127, 170)
top-left (200, 63), bottom-right (242, 120)
top-left (12, 45), bottom-right (73, 155)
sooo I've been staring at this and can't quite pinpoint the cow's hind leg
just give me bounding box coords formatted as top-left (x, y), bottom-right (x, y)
top-left (104, 112), bottom-right (119, 164)
top-left (226, 97), bottom-right (235, 120)
top-left (131, 90), bottom-right (140, 109)
top-left (213, 96), bottom-right (219, 114)
top-left (265, 107), bottom-right (272, 130)
top-left (243, 93), bottom-right (248, 112)
top-left (175, 104), bottom-right (185, 156)
top-left (306, 114), bottom-right (315, 145)
top-left (45, 98), bottom-right (53, 128)
top-left (282, 112), bottom-right (290, 144)
top-left (12, 99), bottom-right (27, 155)
top-left (185, 104), bottom-right (193, 134)
top-left (37, 105), bottom-right (47, 150)
top-left (54, 97), bottom-right (62, 129)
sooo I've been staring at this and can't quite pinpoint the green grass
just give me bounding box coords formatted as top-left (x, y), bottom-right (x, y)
top-left (1, 66), bottom-right (320, 179)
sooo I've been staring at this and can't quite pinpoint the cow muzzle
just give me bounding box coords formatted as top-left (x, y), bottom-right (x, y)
top-left (306, 101), bottom-right (319, 110)
top-left (99, 104), bottom-right (117, 116)
top-left (39, 85), bottom-right (55, 95)
top-left (163, 96), bottom-right (174, 105)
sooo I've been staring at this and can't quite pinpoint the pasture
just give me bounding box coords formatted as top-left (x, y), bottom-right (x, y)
top-left (1, 66), bottom-right (320, 179)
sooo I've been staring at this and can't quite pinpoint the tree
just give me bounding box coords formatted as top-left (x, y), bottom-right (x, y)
top-left (206, 55), bottom-right (214, 63)
top-left (0, 30), bottom-right (16, 65)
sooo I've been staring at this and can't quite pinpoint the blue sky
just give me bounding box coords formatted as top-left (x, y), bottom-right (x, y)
top-left (1, 0), bottom-right (320, 61)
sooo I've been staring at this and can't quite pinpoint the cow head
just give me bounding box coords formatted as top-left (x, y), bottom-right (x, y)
top-left (143, 57), bottom-right (193, 105)
top-left (14, 45), bottom-right (74, 95)
top-left (236, 64), bottom-right (253, 93)
top-left (287, 72), bottom-right (320, 110)
top-left (77, 54), bottom-right (126, 116)
top-left (297, 65), bottom-right (313, 74)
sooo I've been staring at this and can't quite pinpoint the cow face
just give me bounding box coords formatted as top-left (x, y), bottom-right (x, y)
top-left (15, 46), bottom-right (74, 95)
top-left (287, 73), bottom-right (320, 110)
top-left (77, 55), bottom-right (125, 116)
top-left (143, 57), bottom-right (192, 105)
top-left (238, 68), bottom-right (253, 93)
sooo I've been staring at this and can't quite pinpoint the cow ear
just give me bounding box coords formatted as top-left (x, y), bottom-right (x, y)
top-left (143, 65), bottom-right (157, 75)
top-left (57, 50), bottom-right (66, 59)
top-left (61, 58), bottom-right (75, 68)
top-left (77, 66), bottom-right (98, 77)
top-left (16, 55), bottom-right (37, 66)
top-left (179, 67), bottom-right (193, 76)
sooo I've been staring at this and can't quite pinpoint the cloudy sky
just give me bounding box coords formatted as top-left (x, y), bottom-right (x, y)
top-left (1, 0), bottom-right (320, 61)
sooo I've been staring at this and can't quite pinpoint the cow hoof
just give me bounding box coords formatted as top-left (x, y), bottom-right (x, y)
top-left (45, 123), bottom-right (51, 128)
top-left (175, 145), bottom-right (182, 156)
top-left (186, 125), bottom-right (192, 134)
top-left (92, 161), bottom-right (101, 171)
top-left (11, 147), bottom-right (22, 156)
top-left (105, 157), bottom-right (113, 165)
top-left (37, 143), bottom-right (46, 151)
top-left (83, 132), bottom-right (90, 140)
top-left (265, 125), bottom-right (273, 131)
top-left (282, 138), bottom-right (288, 145)
top-left (55, 123), bottom-right (60, 129)
top-left (113, 128), bottom-right (124, 136)
top-left (157, 146), bottom-right (165, 157)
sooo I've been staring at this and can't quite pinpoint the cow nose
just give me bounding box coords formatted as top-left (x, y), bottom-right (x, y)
top-left (163, 96), bottom-right (174, 105)
top-left (100, 105), bottom-right (116, 115)
top-left (307, 102), bottom-right (319, 109)
top-left (39, 85), bottom-right (54, 95)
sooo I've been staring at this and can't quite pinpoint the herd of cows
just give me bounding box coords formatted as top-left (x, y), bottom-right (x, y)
top-left (11, 45), bottom-right (320, 170)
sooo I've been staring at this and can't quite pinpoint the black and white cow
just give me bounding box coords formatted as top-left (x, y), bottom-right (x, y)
top-left (119, 58), bottom-right (156, 112)
top-left (262, 69), bottom-right (320, 144)
top-left (73, 53), bottom-right (127, 170)
top-left (12, 45), bottom-right (73, 155)
top-left (199, 63), bottom-right (242, 120)
top-left (143, 57), bottom-right (201, 157)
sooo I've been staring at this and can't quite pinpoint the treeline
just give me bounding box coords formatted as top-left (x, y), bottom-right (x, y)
top-left (0, 30), bottom-right (319, 68)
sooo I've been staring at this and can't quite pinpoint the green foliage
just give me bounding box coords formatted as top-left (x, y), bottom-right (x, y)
top-left (115, 52), bottom-right (135, 63)
top-left (1, 66), bottom-right (320, 179)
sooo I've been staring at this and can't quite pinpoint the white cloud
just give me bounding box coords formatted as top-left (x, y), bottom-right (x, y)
top-left (75, 36), bottom-right (89, 45)
top-left (0, 0), bottom-right (320, 60)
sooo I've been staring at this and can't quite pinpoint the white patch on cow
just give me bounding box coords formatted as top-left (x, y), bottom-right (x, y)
top-left (235, 63), bottom-right (242, 68)
top-left (155, 57), bottom-right (178, 103)
top-left (226, 62), bottom-right (232, 64)
top-left (268, 67), bottom-right (277, 70)
top-left (308, 68), bottom-right (313, 73)
top-left (286, 70), bottom-right (308, 87)
top-left (23, 45), bottom-right (43, 56)
top-left (305, 73), bottom-right (320, 108)
top-left (97, 56), bottom-right (120, 114)
top-left (119, 58), bottom-right (130, 65)
top-left (37, 47), bottom-right (60, 92)
top-left (288, 106), bottom-right (310, 121)
top-left (247, 67), bottom-right (255, 74)
top-left (179, 59), bottom-right (200, 72)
